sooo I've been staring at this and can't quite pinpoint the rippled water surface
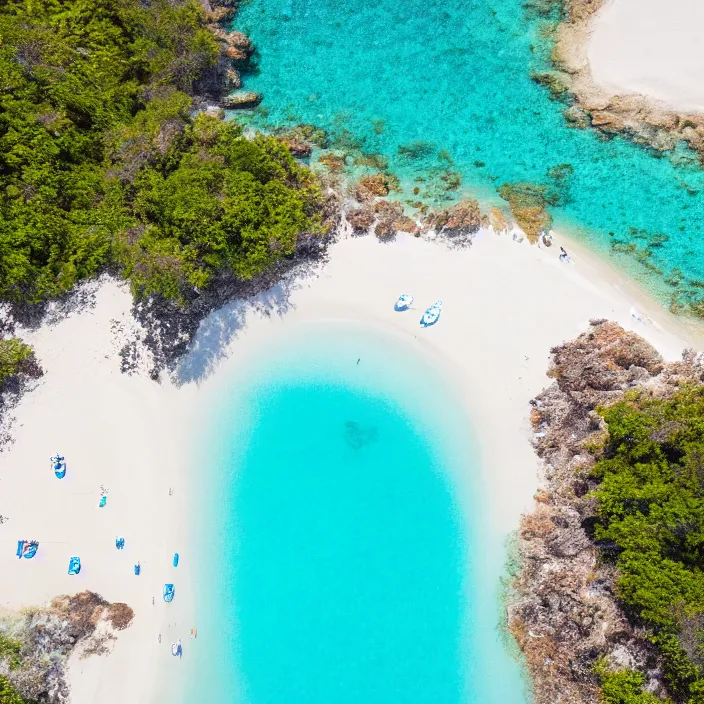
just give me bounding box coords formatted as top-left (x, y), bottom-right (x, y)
top-left (232, 0), bottom-right (704, 304)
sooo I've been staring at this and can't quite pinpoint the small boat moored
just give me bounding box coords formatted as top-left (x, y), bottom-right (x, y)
top-left (68, 556), bottom-right (81, 575)
top-left (420, 300), bottom-right (443, 327)
top-left (394, 293), bottom-right (414, 312)
top-left (50, 454), bottom-right (66, 479)
top-left (163, 583), bottom-right (175, 603)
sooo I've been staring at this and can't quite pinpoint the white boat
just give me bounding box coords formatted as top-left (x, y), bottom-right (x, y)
top-left (394, 294), bottom-right (414, 311)
top-left (420, 300), bottom-right (442, 327)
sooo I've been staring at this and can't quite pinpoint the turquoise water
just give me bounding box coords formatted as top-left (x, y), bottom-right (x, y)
top-left (183, 323), bottom-right (527, 703)
top-left (232, 0), bottom-right (704, 306)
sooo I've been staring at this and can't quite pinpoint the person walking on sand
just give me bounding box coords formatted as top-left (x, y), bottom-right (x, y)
top-left (559, 246), bottom-right (570, 263)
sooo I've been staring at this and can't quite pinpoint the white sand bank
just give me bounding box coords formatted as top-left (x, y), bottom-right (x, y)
top-left (0, 230), bottom-right (701, 702)
top-left (0, 281), bottom-right (198, 704)
top-left (588, 0), bottom-right (704, 111)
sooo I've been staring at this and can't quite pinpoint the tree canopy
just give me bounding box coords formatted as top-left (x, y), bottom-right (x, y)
top-left (0, 0), bottom-right (321, 304)
top-left (595, 387), bottom-right (704, 701)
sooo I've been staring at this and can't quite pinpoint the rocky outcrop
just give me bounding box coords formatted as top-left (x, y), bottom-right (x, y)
top-left (347, 206), bottom-right (375, 234)
top-left (222, 91), bottom-right (263, 109)
top-left (548, 0), bottom-right (704, 158)
top-left (423, 198), bottom-right (481, 239)
top-left (0, 592), bottom-right (134, 703)
top-left (508, 320), bottom-right (704, 704)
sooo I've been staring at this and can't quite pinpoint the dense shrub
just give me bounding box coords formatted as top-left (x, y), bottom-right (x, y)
top-left (594, 387), bottom-right (704, 700)
top-left (0, 339), bottom-right (34, 386)
top-left (0, 0), bottom-right (321, 305)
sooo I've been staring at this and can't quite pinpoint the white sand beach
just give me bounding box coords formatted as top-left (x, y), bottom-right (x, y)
top-left (588, 0), bottom-right (704, 111)
top-left (1, 228), bottom-right (702, 702)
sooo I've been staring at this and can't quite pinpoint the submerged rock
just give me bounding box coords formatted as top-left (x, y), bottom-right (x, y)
top-left (277, 136), bottom-right (312, 158)
top-left (222, 91), bottom-right (263, 109)
top-left (355, 173), bottom-right (391, 201)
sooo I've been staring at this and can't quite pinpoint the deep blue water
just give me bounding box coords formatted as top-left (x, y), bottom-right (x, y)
top-left (231, 0), bottom-right (704, 306)
top-left (183, 323), bottom-right (527, 703)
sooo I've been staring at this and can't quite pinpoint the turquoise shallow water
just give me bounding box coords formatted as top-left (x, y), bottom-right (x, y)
top-left (232, 0), bottom-right (704, 306)
top-left (182, 323), bottom-right (527, 703)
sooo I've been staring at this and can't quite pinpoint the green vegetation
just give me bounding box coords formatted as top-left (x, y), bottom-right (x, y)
top-left (0, 676), bottom-right (23, 704)
top-left (594, 387), bottom-right (704, 701)
top-left (597, 666), bottom-right (661, 704)
top-left (0, 634), bottom-right (23, 671)
top-left (0, 0), bottom-right (322, 306)
top-left (0, 339), bottom-right (34, 387)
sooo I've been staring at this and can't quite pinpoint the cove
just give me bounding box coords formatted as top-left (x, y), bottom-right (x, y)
top-left (181, 322), bottom-right (527, 703)
top-left (232, 0), bottom-right (704, 304)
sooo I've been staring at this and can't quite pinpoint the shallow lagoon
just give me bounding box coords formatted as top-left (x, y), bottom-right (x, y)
top-left (232, 0), bottom-right (704, 302)
top-left (184, 323), bottom-right (528, 703)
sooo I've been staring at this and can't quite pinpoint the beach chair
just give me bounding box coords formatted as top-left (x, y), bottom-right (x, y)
top-left (115, 537), bottom-right (125, 550)
top-left (163, 584), bottom-right (175, 603)
top-left (134, 562), bottom-right (141, 576)
top-left (173, 552), bottom-right (179, 567)
top-left (68, 556), bottom-right (81, 575)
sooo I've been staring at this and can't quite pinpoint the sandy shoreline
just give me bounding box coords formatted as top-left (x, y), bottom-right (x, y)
top-left (1, 228), bottom-right (702, 702)
top-left (588, 0), bottom-right (704, 112)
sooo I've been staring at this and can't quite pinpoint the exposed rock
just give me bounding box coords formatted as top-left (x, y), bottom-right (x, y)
top-left (224, 67), bottom-right (242, 90)
top-left (509, 320), bottom-right (704, 704)
top-left (346, 206), bottom-right (375, 234)
top-left (225, 45), bottom-right (249, 61)
top-left (222, 91), bottom-right (262, 109)
top-left (424, 198), bottom-right (481, 237)
top-left (373, 200), bottom-right (404, 240)
top-left (224, 30), bottom-right (253, 55)
top-left (488, 206), bottom-right (510, 233)
top-left (392, 214), bottom-right (419, 235)
top-left (0, 591), bottom-right (134, 703)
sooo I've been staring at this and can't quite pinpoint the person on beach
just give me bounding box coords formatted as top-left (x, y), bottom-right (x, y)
top-left (559, 246), bottom-right (570, 263)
